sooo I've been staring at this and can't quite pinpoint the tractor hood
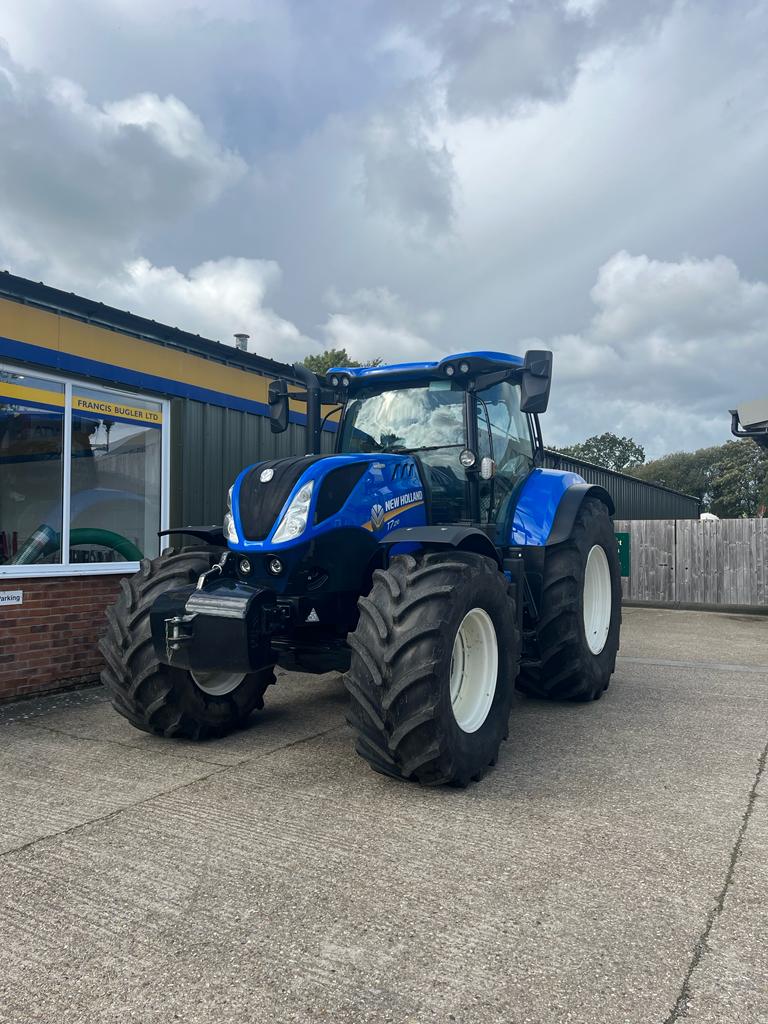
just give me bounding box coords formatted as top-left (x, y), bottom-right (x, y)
top-left (227, 453), bottom-right (428, 553)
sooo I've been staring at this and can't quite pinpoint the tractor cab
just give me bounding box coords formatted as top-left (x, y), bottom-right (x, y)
top-left (337, 372), bottom-right (532, 527)
top-left (270, 350), bottom-right (553, 530)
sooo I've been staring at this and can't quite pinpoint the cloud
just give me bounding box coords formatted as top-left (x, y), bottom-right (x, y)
top-left (84, 266), bottom-right (442, 368)
top-left (0, 47), bottom-right (244, 275)
top-left (383, 0), bottom-right (675, 119)
top-left (89, 257), bottom-right (315, 361)
top-left (544, 251), bottom-right (768, 456)
top-left (323, 287), bottom-right (442, 363)
top-left (588, 251), bottom-right (768, 342)
top-left (0, 1), bottom-right (767, 457)
top-left (362, 112), bottom-right (456, 236)
top-left (353, 1), bottom-right (675, 232)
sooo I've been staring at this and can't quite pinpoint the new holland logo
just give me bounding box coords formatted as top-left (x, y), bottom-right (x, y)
top-left (370, 504), bottom-right (385, 530)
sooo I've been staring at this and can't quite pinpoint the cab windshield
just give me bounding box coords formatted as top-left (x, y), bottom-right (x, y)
top-left (337, 378), bottom-right (532, 525)
top-left (338, 382), bottom-right (466, 454)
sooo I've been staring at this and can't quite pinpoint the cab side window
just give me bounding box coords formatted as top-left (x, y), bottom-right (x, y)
top-left (476, 381), bottom-right (533, 521)
top-left (478, 382), bottom-right (533, 468)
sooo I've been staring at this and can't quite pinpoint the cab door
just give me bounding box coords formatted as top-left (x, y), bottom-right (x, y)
top-left (476, 381), bottom-right (534, 523)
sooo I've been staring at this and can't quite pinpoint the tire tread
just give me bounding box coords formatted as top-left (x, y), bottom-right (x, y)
top-left (100, 546), bottom-right (274, 739)
top-left (518, 499), bottom-right (621, 701)
top-left (345, 551), bottom-right (519, 785)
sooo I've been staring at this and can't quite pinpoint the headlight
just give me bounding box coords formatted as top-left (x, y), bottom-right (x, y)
top-left (224, 485), bottom-right (239, 543)
top-left (272, 480), bottom-right (314, 543)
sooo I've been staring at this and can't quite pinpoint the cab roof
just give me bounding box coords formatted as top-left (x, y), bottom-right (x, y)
top-left (326, 350), bottom-right (524, 389)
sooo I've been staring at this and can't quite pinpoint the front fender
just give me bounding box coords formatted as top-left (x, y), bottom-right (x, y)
top-left (382, 525), bottom-right (501, 564)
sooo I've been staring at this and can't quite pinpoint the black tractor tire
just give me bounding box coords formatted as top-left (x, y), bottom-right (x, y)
top-left (99, 547), bottom-right (275, 739)
top-left (344, 551), bottom-right (520, 786)
top-left (518, 497), bottom-right (621, 702)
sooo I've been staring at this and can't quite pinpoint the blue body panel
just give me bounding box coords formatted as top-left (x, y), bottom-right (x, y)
top-left (228, 453), bottom-right (428, 555)
top-left (510, 468), bottom-right (586, 546)
top-left (230, 455), bottom-right (589, 559)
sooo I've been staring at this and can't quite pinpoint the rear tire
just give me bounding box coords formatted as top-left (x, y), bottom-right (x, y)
top-left (344, 551), bottom-right (520, 786)
top-left (518, 498), bottom-right (621, 701)
top-left (99, 547), bottom-right (275, 739)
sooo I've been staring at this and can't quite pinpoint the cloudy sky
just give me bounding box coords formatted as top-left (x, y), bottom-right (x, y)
top-left (1, 0), bottom-right (767, 456)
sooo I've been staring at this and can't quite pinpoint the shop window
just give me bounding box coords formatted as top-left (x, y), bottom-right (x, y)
top-left (0, 363), bottom-right (166, 572)
top-left (70, 387), bottom-right (163, 563)
top-left (0, 370), bottom-right (64, 565)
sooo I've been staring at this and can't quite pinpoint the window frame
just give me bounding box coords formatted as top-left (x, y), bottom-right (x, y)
top-left (0, 361), bottom-right (170, 578)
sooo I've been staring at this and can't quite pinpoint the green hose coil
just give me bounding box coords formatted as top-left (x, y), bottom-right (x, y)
top-left (12, 526), bottom-right (144, 564)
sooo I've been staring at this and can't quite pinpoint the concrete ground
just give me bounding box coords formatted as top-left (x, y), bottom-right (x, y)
top-left (0, 607), bottom-right (766, 1024)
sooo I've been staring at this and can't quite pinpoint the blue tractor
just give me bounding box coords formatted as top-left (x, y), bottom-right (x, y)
top-left (101, 351), bottom-right (621, 786)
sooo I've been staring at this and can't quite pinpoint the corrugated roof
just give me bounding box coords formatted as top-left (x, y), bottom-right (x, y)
top-left (544, 449), bottom-right (700, 502)
top-left (0, 269), bottom-right (301, 382)
top-left (544, 448), bottom-right (701, 518)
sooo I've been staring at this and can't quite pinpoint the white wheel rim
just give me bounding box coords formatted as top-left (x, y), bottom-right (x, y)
top-left (449, 607), bottom-right (498, 733)
top-left (583, 544), bottom-right (612, 655)
top-left (191, 670), bottom-right (246, 697)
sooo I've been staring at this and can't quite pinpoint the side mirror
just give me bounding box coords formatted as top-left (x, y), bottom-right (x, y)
top-left (268, 379), bottom-right (289, 434)
top-left (520, 350), bottom-right (553, 414)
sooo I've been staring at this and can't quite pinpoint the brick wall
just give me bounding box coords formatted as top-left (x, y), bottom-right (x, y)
top-left (0, 575), bottom-right (124, 702)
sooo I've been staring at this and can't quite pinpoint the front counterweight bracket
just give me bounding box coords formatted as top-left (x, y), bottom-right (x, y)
top-left (165, 613), bottom-right (196, 663)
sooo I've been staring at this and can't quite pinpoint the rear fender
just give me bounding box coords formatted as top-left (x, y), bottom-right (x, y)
top-left (547, 483), bottom-right (614, 546)
top-left (510, 469), bottom-right (614, 547)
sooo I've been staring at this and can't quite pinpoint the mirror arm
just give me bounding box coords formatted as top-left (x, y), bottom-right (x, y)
top-left (291, 363), bottom-right (323, 454)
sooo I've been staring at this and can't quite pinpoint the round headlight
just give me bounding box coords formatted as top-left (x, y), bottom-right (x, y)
top-left (330, 375), bottom-right (340, 387)
top-left (445, 365), bottom-right (455, 377)
top-left (268, 558), bottom-right (283, 576)
top-left (459, 449), bottom-right (477, 469)
top-left (459, 361), bottom-right (470, 374)
top-left (239, 558), bottom-right (252, 576)
top-left (341, 376), bottom-right (350, 387)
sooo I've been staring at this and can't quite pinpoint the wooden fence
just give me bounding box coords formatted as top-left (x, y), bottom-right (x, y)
top-left (614, 519), bottom-right (768, 608)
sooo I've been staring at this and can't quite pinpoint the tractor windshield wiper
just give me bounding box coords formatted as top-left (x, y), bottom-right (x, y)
top-left (383, 444), bottom-right (464, 454)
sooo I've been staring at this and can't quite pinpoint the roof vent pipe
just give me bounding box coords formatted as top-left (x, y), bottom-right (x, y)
top-left (234, 333), bottom-right (249, 351)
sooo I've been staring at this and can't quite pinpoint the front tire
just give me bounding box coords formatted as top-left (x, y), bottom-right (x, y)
top-left (518, 498), bottom-right (621, 701)
top-left (100, 547), bottom-right (275, 739)
top-left (344, 552), bottom-right (520, 786)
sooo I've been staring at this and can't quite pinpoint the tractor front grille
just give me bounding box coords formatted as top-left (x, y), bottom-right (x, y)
top-left (238, 455), bottom-right (325, 541)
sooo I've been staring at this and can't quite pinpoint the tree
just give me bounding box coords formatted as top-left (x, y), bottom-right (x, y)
top-left (710, 441), bottom-right (768, 517)
top-left (631, 440), bottom-right (768, 517)
top-left (300, 348), bottom-right (382, 375)
top-left (555, 432), bottom-right (645, 472)
top-left (630, 448), bottom-right (710, 503)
